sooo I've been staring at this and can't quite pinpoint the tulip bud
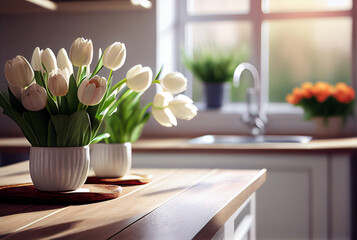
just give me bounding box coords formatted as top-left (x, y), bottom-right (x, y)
top-left (31, 47), bottom-right (43, 71)
top-left (169, 94), bottom-right (198, 120)
top-left (77, 75), bottom-right (107, 106)
top-left (8, 84), bottom-right (24, 99)
top-left (21, 83), bottom-right (47, 111)
top-left (103, 42), bottom-right (126, 71)
top-left (48, 68), bottom-right (70, 96)
top-left (57, 48), bottom-right (73, 75)
top-left (69, 37), bottom-right (93, 67)
top-left (126, 64), bottom-right (152, 92)
top-left (152, 92), bottom-right (177, 127)
top-left (160, 72), bottom-right (187, 94)
top-left (41, 48), bottom-right (57, 73)
top-left (5, 55), bottom-right (34, 88)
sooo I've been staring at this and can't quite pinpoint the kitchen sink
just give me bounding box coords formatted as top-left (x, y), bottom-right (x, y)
top-left (189, 135), bottom-right (312, 144)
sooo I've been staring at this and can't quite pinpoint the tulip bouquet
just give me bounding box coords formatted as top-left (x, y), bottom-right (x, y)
top-left (286, 82), bottom-right (355, 121)
top-left (0, 37), bottom-right (197, 147)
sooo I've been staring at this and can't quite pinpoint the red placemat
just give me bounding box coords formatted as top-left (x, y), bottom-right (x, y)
top-left (86, 173), bottom-right (153, 185)
top-left (0, 183), bottom-right (121, 204)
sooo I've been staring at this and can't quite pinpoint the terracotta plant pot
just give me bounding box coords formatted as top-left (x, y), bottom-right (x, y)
top-left (30, 146), bottom-right (90, 192)
top-left (91, 143), bottom-right (132, 178)
top-left (313, 116), bottom-right (344, 137)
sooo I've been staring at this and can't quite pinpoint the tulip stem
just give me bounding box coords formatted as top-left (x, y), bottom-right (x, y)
top-left (110, 78), bottom-right (127, 93)
top-left (77, 66), bottom-right (83, 85)
top-left (152, 80), bottom-right (160, 85)
top-left (57, 96), bottom-right (61, 108)
top-left (108, 70), bottom-right (113, 86)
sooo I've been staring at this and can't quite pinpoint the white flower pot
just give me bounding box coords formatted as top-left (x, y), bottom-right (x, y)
top-left (91, 143), bottom-right (132, 178)
top-left (313, 116), bottom-right (344, 137)
top-left (30, 146), bottom-right (90, 192)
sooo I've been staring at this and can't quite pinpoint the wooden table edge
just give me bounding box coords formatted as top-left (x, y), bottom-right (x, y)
top-left (194, 168), bottom-right (267, 239)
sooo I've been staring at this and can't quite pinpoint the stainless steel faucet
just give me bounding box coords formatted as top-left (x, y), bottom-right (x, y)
top-left (233, 63), bottom-right (267, 136)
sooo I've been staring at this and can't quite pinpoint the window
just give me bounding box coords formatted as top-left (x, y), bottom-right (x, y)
top-left (156, 0), bottom-right (356, 135)
top-left (178, 0), bottom-right (354, 105)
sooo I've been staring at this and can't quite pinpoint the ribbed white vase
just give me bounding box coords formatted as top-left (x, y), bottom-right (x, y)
top-left (30, 146), bottom-right (90, 192)
top-left (91, 143), bottom-right (132, 178)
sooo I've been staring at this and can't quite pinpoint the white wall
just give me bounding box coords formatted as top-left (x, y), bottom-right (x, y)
top-left (0, 5), bottom-right (157, 136)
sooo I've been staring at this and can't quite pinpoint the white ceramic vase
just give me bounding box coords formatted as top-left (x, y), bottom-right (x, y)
top-left (30, 146), bottom-right (90, 192)
top-left (91, 143), bottom-right (132, 178)
top-left (313, 116), bottom-right (344, 137)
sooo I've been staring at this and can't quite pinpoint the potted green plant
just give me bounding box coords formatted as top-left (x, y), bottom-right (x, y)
top-left (91, 68), bottom-right (198, 178)
top-left (183, 47), bottom-right (248, 109)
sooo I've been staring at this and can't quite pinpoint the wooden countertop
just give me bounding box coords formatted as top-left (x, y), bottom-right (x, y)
top-left (0, 137), bottom-right (357, 153)
top-left (0, 161), bottom-right (266, 239)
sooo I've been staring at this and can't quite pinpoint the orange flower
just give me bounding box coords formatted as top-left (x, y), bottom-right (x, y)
top-left (311, 82), bottom-right (334, 103)
top-left (333, 82), bottom-right (355, 103)
top-left (286, 93), bottom-right (300, 105)
top-left (292, 88), bottom-right (304, 101)
top-left (301, 82), bottom-right (313, 98)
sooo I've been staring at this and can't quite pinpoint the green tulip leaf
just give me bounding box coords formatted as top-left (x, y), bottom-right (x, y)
top-left (67, 110), bottom-right (91, 146)
top-left (8, 87), bottom-right (25, 114)
top-left (67, 75), bottom-right (79, 114)
top-left (130, 121), bottom-right (147, 143)
top-left (22, 109), bottom-right (50, 147)
top-left (58, 96), bottom-right (69, 115)
top-left (47, 119), bottom-right (57, 147)
top-left (0, 92), bottom-right (39, 146)
top-left (47, 96), bottom-right (59, 115)
top-left (90, 54), bottom-right (104, 79)
top-left (34, 71), bottom-right (46, 88)
top-left (155, 65), bottom-right (163, 80)
top-left (90, 133), bottom-right (110, 144)
top-left (51, 114), bottom-right (70, 147)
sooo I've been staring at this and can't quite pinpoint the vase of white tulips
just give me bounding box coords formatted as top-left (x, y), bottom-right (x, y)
top-left (0, 37), bottom-right (155, 191)
top-left (91, 69), bottom-right (198, 178)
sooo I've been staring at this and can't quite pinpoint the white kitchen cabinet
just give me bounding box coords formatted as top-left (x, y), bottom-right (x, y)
top-left (132, 152), bottom-right (351, 240)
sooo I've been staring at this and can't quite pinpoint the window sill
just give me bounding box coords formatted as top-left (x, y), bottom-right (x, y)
top-left (142, 102), bottom-right (356, 138)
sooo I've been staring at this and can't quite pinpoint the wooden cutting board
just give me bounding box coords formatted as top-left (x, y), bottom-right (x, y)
top-left (86, 173), bottom-right (153, 185)
top-left (0, 183), bottom-right (122, 204)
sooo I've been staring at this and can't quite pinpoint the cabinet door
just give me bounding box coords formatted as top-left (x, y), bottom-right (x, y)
top-left (133, 152), bottom-right (334, 239)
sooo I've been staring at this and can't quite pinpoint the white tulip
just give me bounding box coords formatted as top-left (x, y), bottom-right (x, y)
top-left (8, 84), bottom-right (24, 99)
top-left (152, 92), bottom-right (177, 127)
top-left (126, 64), bottom-right (152, 92)
top-left (169, 94), bottom-right (198, 120)
top-left (160, 72), bottom-right (187, 94)
top-left (57, 48), bottom-right (73, 75)
top-left (103, 42), bottom-right (126, 71)
top-left (77, 75), bottom-right (107, 106)
top-left (69, 37), bottom-right (93, 67)
top-left (41, 48), bottom-right (57, 73)
top-left (48, 68), bottom-right (70, 96)
top-left (5, 55), bottom-right (34, 88)
top-left (152, 108), bottom-right (177, 127)
top-left (153, 91), bottom-right (173, 108)
top-left (31, 47), bottom-right (43, 71)
top-left (21, 83), bottom-right (47, 111)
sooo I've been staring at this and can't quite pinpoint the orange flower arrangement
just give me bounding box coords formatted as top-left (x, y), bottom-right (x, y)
top-left (286, 82), bottom-right (355, 120)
